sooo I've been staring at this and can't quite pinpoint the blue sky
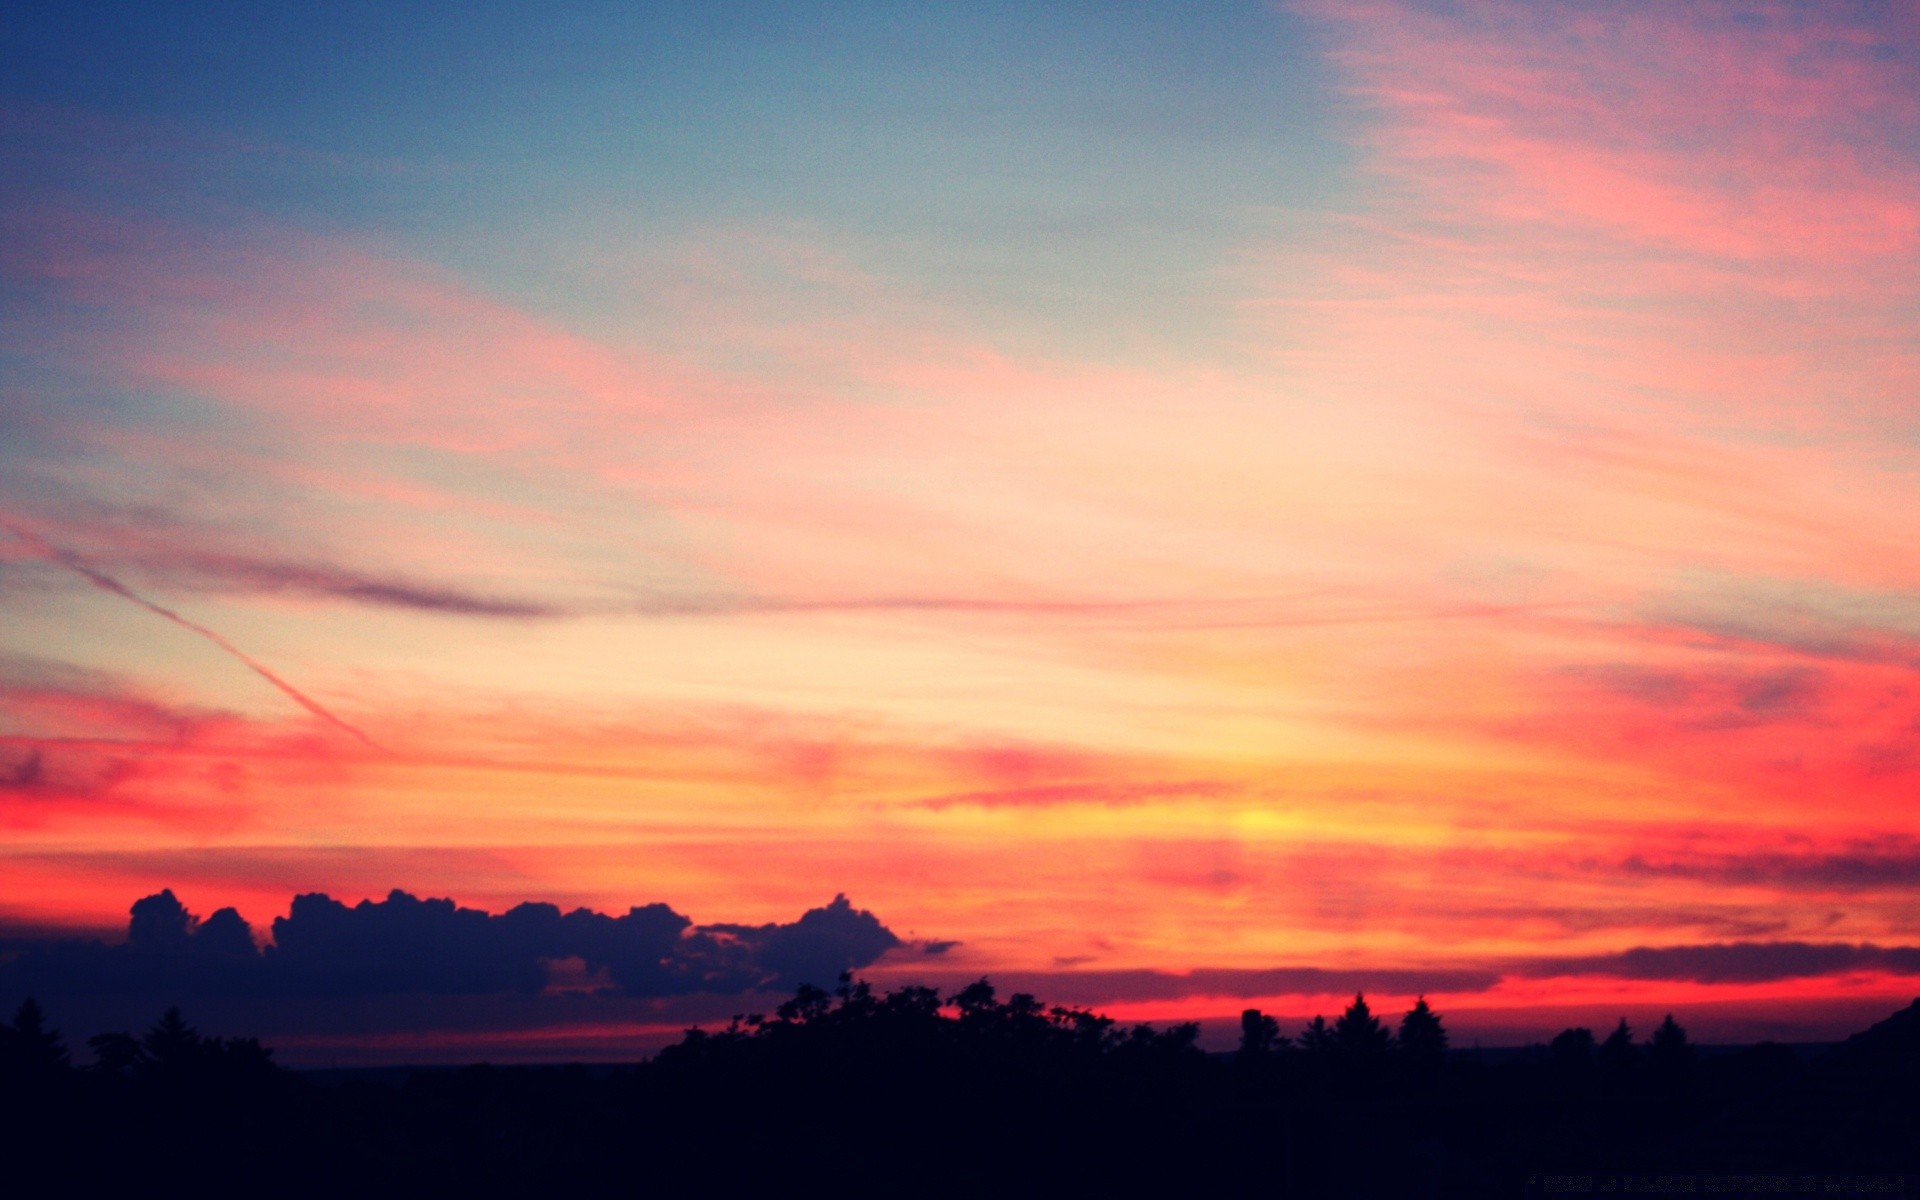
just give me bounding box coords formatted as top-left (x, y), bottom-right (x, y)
top-left (6, 1), bottom-right (1348, 350)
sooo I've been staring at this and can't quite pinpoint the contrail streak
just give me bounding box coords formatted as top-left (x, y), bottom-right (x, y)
top-left (3, 520), bottom-right (378, 748)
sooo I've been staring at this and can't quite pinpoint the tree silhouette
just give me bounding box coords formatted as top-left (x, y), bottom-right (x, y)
top-left (73, 1006), bottom-right (282, 1088)
top-left (1396, 997), bottom-right (1447, 1063)
top-left (1549, 1026), bottom-right (1595, 1067)
top-left (774, 982), bottom-right (832, 1025)
top-left (87, 1031), bottom-right (143, 1076)
top-left (1648, 1012), bottom-right (1692, 1075)
top-left (1298, 1014), bottom-right (1337, 1054)
top-left (0, 998), bottom-right (70, 1079)
top-left (949, 978), bottom-right (999, 1021)
top-left (1598, 1018), bottom-right (1637, 1076)
top-left (1237, 1008), bottom-right (1286, 1061)
top-left (142, 1007), bottom-right (203, 1076)
top-left (1334, 993), bottom-right (1393, 1057)
top-left (2, 984), bottom-right (1918, 1192)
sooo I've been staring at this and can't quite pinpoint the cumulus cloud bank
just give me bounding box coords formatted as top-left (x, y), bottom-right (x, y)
top-left (0, 888), bottom-right (903, 1005)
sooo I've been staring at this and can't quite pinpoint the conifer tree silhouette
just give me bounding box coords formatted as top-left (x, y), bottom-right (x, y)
top-left (0, 998), bottom-right (70, 1079)
top-left (142, 1007), bottom-right (203, 1076)
top-left (1335, 993), bottom-right (1393, 1057)
top-left (1298, 1014), bottom-right (1337, 1054)
top-left (1598, 1018), bottom-right (1637, 1076)
top-left (1396, 997), bottom-right (1447, 1063)
top-left (1648, 1013), bottom-right (1693, 1075)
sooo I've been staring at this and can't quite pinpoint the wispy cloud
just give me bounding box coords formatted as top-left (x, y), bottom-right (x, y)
top-left (1522, 941), bottom-right (1920, 986)
top-left (4, 1), bottom-right (1920, 1037)
top-left (152, 549), bottom-right (563, 619)
top-left (1616, 840), bottom-right (1920, 892)
top-left (3, 520), bottom-right (376, 747)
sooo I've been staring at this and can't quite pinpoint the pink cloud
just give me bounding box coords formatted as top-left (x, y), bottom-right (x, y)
top-left (8, 7), bottom-right (1920, 1024)
top-left (1307, 0), bottom-right (1920, 261)
top-left (4, 205), bottom-right (691, 453)
top-left (0, 676), bottom-right (362, 834)
top-left (1261, 0), bottom-right (1920, 462)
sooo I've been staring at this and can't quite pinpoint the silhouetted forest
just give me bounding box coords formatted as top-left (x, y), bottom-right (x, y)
top-left (4, 980), bottom-right (1919, 1198)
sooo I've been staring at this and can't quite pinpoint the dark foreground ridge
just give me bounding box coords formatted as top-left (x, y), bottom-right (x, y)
top-left (4, 982), bottom-right (1920, 1198)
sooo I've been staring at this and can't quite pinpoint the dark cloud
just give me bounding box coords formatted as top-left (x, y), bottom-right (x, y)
top-left (1735, 667), bottom-right (1824, 718)
top-left (1633, 576), bottom-right (1920, 668)
top-left (1522, 941), bottom-right (1920, 984)
top-left (165, 551), bottom-right (564, 619)
top-left (0, 744), bottom-right (141, 810)
top-left (1567, 661), bottom-right (1833, 728)
top-left (918, 940), bottom-right (1920, 998)
top-left (1, 519), bottom-right (563, 620)
top-left (895, 939), bottom-right (1920, 1008)
top-left (4, 523), bottom-right (1599, 631)
top-left (0, 888), bottom-right (903, 1017)
top-left (1442, 901), bottom-right (1791, 939)
top-left (1686, 618), bottom-right (1918, 668)
top-left (8, 748), bottom-right (43, 788)
top-left (1616, 840), bottom-right (1920, 890)
top-left (907, 966), bottom-right (1503, 1006)
top-left (701, 895), bottom-right (901, 991)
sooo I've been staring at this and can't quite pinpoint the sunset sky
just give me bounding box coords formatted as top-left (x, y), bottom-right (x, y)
top-left (6, 1), bottom-right (1920, 1060)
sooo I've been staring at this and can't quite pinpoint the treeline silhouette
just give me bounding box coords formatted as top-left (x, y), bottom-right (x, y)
top-left (4, 982), bottom-right (1920, 1197)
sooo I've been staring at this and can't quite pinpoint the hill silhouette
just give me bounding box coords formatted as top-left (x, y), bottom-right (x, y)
top-left (5, 980), bottom-right (1920, 1196)
top-left (1841, 995), bottom-right (1920, 1060)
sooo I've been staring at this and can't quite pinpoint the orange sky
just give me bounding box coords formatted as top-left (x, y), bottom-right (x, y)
top-left (5, 1), bottom-right (1920, 1051)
